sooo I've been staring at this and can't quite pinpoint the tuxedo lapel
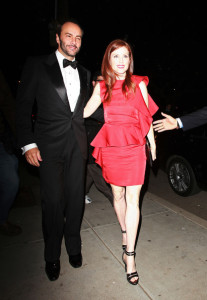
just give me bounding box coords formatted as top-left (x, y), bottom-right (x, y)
top-left (73, 65), bottom-right (88, 115)
top-left (44, 53), bottom-right (71, 109)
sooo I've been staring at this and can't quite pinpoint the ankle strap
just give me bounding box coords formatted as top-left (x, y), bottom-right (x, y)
top-left (121, 229), bottom-right (126, 233)
top-left (125, 250), bottom-right (136, 256)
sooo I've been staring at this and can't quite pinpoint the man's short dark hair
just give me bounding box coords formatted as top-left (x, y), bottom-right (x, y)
top-left (56, 18), bottom-right (84, 37)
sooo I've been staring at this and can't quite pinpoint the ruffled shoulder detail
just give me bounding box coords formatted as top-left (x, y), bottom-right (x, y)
top-left (132, 75), bottom-right (149, 86)
top-left (136, 92), bottom-right (159, 139)
top-left (130, 74), bottom-right (158, 137)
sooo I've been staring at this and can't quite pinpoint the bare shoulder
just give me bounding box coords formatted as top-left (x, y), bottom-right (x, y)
top-left (139, 80), bottom-right (148, 105)
top-left (139, 80), bottom-right (147, 89)
top-left (139, 80), bottom-right (148, 96)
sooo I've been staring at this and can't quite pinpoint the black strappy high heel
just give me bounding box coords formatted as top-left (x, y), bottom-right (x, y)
top-left (121, 229), bottom-right (127, 251)
top-left (123, 250), bottom-right (139, 285)
top-left (122, 250), bottom-right (127, 272)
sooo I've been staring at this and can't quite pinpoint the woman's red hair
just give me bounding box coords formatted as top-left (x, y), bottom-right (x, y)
top-left (101, 39), bottom-right (136, 102)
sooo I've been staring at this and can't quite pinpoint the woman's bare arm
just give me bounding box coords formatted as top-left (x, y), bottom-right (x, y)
top-left (139, 81), bottom-right (156, 160)
top-left (84, 83), bottom-right (102, 118)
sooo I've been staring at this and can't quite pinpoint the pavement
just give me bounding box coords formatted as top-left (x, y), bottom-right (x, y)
top-left (1, 163), bottom-right (207, 300)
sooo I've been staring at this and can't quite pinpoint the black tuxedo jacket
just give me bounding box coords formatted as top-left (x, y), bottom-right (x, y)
top-left (16, 53), bottom-right (91, 159)
top-left (180, 106), bottom-right (207, 131)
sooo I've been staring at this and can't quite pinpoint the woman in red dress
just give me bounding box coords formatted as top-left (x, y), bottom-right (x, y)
top-left (84, 39), bottom-right (158, 285)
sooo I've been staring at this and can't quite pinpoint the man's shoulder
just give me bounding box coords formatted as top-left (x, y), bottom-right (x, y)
top-left (77, 63), bottom-right (91, 85)
top-left (24, 53), bottom-right (55, 66)
top-left (77, 62), bottom-right (90, 73)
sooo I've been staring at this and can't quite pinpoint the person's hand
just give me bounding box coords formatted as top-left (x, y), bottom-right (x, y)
top-left (25, 147), bottom-right (42, 167)
top-left (153, 112), bottom-right (178, 132)
top-left (150, 144), bottom-right (156, 161)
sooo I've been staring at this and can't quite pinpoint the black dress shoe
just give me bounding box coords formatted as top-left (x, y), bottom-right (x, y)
top-left (45, 260), bottom-right (60, 281)
top-left (69, 253), bottom-right (82, 268)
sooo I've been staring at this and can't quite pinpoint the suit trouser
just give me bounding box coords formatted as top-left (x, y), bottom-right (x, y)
top-left (0, 142), bottom-right (19, 223)
top-left (85, 164), bottom-right (113, 205)
top-left (39, 129), bottom-right (86, 262)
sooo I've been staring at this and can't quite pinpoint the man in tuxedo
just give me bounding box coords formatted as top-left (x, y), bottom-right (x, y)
top-left (153, 106), bottom-right (207, 132)
top-left (16, 20), bottom-right (91, 281)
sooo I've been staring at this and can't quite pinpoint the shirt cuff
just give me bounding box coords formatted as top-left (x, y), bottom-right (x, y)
top-left (21, 143), bottom-right (38, 155)
top-left (176, 118), bottom-right (183, 128)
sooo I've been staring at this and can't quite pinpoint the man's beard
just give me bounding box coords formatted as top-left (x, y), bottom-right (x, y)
top-left (60, 39), bottom-right (80, 58)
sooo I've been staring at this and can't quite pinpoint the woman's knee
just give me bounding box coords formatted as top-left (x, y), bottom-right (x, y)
top-left (111, 186), bottom-right (125, 202)
top-left (126, 186), bottom-right (142, 206)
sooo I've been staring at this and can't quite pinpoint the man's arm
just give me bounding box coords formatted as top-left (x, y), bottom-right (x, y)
top-left (153, 106), bottom-right (207, 132)
top-left (180, 106), bottom-right (207, 131)
top-left (16, 57), bottom-right (43, 167)
top-left (16, 57), bottom-right (38, 148)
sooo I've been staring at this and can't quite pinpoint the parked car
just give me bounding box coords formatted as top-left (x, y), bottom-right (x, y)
top-left (155, 124), bottom-right (207, 196)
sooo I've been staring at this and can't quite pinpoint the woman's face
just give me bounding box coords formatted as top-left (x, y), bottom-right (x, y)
top-left (110, 46), bottom-right (130, 79)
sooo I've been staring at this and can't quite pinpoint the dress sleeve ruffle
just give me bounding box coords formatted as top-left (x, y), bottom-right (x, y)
top-left (133, 75), bottom-right (149, 86)
top-left (133, 75), bottom-right (159, 138)
top-left (137, 92), bottom-right (159, 138)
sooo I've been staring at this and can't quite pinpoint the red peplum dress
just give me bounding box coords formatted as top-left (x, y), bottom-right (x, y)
top-left (91, 75), bottom-right (159, 186)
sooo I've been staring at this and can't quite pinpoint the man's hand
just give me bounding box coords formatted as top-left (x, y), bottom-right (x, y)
top-left (25, 147), bottom-right (42, 167)
top-left (153, 112), bottom-right (178, 132)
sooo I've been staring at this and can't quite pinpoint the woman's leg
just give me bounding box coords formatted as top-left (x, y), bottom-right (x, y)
top-left (111, 184), bottom-right (126, 246)
top-left (124, 185), bottom-right (142, 282)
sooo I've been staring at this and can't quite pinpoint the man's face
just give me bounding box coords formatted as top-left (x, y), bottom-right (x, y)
top-left (56, 22), bottom-right (82, 60)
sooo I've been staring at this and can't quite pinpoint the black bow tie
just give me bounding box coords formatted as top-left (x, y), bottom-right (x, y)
top-left (63, 59), bottom-right (77, 69)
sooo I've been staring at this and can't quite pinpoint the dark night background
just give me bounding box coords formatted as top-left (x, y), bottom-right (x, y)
top-left (2, 0), bottom-right (207, 114)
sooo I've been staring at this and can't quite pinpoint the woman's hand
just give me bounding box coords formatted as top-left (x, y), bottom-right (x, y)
top-left (146, 123), bottom-right (156, 161)
top-left (150, 144), bottom-right (156, 161)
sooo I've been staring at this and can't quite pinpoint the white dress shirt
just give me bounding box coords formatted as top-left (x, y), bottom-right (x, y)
top-left (22, 50), bottom-right (80, 154)
top-left (176, 118), bottom-right (183, 128)
top-left (56, 50), bottom-right (80, 112)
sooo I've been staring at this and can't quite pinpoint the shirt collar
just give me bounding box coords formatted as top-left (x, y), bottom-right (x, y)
top-left (56, 50), bottom-right (76, 67)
